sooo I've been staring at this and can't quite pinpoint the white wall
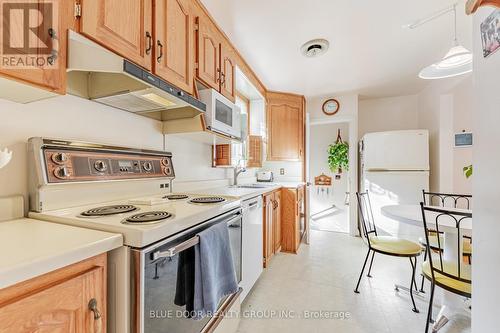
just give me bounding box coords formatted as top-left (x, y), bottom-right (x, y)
top-left (309, 122), bottom-right (349, 219)
top-left (0, 95), bottom-right (233, 203)
top-left (358, 94), bottom-right (419, 138)
top-left (307, 93), bottom-right (359, 235)
top-left (472, 7), bottom-right (500, 333)
top-left (417, 75), bottom-right (473, 193)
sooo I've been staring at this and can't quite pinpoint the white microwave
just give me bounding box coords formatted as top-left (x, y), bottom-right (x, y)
top-left (199, 89), bottom-right (241, 139)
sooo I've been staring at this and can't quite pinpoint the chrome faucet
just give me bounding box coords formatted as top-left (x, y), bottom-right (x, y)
top-left (233, 166), bottom-right (247, 186)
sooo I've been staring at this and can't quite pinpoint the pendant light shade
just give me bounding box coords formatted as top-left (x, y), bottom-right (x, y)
top-left (419, 43), bottom-right (473, 79)
top-left (418, 4), bottom-right (473, 80)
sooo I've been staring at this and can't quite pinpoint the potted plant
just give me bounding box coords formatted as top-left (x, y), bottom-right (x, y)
top-left (328, 140), bottom-right (349, 174)
top-left (463, 164), bottom-right (473, 178)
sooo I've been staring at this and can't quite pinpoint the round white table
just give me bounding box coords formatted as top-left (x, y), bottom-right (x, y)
top-left (381, 204), bottom-right (472, 331)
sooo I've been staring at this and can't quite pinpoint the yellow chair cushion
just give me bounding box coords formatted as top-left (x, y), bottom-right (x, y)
top-left (418, 235), bottom-right (473, 255)
top-left (369, 236), bottom-right (422, 256)
top-left (422, 260), bottom-right (471, 296)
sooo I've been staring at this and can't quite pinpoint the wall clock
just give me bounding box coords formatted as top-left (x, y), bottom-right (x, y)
top-left (322, 99), bottom-right (340, 116)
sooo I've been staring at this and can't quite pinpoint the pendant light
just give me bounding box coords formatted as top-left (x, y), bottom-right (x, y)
top-left (419, 4), bottom-right (472, 80)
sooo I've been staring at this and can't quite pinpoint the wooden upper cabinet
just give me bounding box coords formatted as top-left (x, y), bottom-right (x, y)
top-left (196, 17), bottom-right (220, 90)
top-left (154, 0), bottom-right (193, 94)
top-left (220, 42), bottom-right (236, 102)
top-left (0, 0), bottom-right (75, 93)
top-left (267, 92), bottom-right (305, 161)
top-left (79, 0), bottom-right (153, 70)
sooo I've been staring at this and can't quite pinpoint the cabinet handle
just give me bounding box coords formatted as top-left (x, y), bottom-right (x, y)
top-left (216, 68), bottom-right (221, 83)
top-left (145, 32), bottom-right (152, 55)
top-left (48, 28), bottom-right (56, 39)
top-left (220, 72), bottom-right (226, 85)
top-left (47, 50), bottom-right (58, 65)
top-left (157, 40), bottom-right (163, 63)
top-left (88, 298), bottom-right (102, 333)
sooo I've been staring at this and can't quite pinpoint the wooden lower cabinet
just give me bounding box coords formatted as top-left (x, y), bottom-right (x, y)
top-left (0, 254), bottom-right (107, 333)
top-left (263, 190), bottom-right (281, 268)
top-left (281, 186), bottom-right (305, 253)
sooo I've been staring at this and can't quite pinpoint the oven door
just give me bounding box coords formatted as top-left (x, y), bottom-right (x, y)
top-left (132, 209), bottom-right (242, 333)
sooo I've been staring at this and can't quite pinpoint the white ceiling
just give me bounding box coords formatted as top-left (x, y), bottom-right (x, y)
top-left (200, 0), bottom-right (472, 99)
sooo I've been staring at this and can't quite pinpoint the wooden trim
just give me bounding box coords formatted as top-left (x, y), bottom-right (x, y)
top-left (466, 0), bottom-right (500, 14)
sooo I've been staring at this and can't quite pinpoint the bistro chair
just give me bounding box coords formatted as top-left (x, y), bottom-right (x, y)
top-left (354, 191), bottom-right (422, 313)
top-left (419, 191), bottom-right (473, 293)
top-left (419, 203), bottom-right (472, 333)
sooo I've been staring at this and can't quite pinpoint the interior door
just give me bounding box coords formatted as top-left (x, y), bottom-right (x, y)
top-left (196, 17), bottom-right (220, 90)
top-left (154, 0), bottom-right (193, 93)
top-left (80, 0), bottom-right (153, 70)
top-left (220, 42), bottom-right (235, 102)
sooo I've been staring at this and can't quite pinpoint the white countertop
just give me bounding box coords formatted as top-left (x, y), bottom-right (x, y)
top-left (0, 218), bottom-right (123, 289)
top-left (196, 182), bottom-right (306, 200)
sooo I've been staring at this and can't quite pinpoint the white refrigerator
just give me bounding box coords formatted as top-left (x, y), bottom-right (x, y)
top-left (360, 130), bottom-right (430, 241)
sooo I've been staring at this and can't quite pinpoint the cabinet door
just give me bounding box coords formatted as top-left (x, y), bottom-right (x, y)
top-left (273, 191), bottom-right (281, 252)
top-left (196, 17), bottom-right (220, 90)
top-left (154, 0), bottom-right (193, 93)
top-left (0, 266), bottom-right (105, 333)
top-left (80, 0), bottom-right (153, 70)
top-left (267, 92), bottom-right (304, 161)
top-left (0, 0), bottom-right (74, 93)
top-left (263, 193), bottom-right (273, 268)
top-left (219, 42), bottom-right (236, 102)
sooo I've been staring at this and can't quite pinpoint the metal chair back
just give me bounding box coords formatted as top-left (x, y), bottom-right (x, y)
top-left (419, 203), bottom-right (472, 283)
top-left (422, 190), bottom-right (472, 209)
top-left (356, 192), bottom-right (377, 246)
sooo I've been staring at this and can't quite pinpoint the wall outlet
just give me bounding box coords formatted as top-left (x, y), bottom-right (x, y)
top-left (280, 168), bottom-right (285, 175)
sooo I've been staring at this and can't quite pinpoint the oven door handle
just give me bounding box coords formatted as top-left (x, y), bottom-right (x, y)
top-left (201, 287), bottom-right (243, 333)
top-left (151, 214), bottom-right (242, 260)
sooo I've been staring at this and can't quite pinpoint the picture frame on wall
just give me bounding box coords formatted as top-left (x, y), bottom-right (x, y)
top-left (480, 9), bottom-right (500, 58)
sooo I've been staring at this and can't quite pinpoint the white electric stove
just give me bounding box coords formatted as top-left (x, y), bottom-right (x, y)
top-left (27, 138), bottom-right (243, 333)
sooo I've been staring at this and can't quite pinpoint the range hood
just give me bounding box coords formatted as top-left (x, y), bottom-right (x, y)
top-left (66, 30), bottom-right (205, 121)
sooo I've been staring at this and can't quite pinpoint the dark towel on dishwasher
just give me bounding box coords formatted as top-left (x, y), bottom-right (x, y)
top-left (174, 246), bottom-right (195, 313)
top-left (193, 222), bottom-right (238, 319)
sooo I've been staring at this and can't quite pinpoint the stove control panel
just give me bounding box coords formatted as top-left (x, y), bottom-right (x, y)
top-left (43, 148), bottom-right (175, 183)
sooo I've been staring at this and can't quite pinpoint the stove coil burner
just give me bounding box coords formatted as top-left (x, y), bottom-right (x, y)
top-left (122, 211), bottom-right (173, 225)
top-left (81, 205), bottom-right (138, 217)
top-left (166, 194), bottom-right (189, 200)
top-left (189, 196), bottom-right (226, 204)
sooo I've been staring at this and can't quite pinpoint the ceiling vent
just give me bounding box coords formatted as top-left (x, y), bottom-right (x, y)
top-left (301, 39), bottom-right (329, 58)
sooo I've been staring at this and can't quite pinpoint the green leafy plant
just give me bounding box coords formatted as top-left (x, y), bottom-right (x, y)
top-left (328, 141), bottom-right (349, 173)
top-left (463, 164), bottom-right (473, 178)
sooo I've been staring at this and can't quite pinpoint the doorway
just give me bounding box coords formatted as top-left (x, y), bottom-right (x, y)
top-left (308, 122), bottom-right (350, 233)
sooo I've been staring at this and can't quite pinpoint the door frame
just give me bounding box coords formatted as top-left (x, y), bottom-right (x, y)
top-left (307, 115), bottom-right (358, 237)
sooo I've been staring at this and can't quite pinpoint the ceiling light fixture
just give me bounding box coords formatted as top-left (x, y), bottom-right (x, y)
top-left (300, 39), bottom-right (330, 58)
top-left (417, 4), bottom-right (473, 80)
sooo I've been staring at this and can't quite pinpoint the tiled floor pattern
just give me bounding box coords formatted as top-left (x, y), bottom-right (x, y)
top-left (237, 230), bottom-right (470, 333)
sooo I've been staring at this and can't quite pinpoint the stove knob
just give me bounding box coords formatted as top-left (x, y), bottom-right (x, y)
top-left (143, 161), bottom-right (153, 172)
top-left (51, 152), bottom-right (68, 164)
top-left (161, 158), bottom-right (170, 166)
top-left (94, 160), bottom-right (107, 173)
top-left (163, 167), bottom-right (172, 176)
top-left (54, 166), bottom-right (70, 179)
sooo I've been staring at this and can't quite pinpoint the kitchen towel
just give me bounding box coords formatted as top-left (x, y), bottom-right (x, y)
top-left (174, 247), bottom-right (195, 313)
top-left (193, 222), bottom-right (238, 319)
